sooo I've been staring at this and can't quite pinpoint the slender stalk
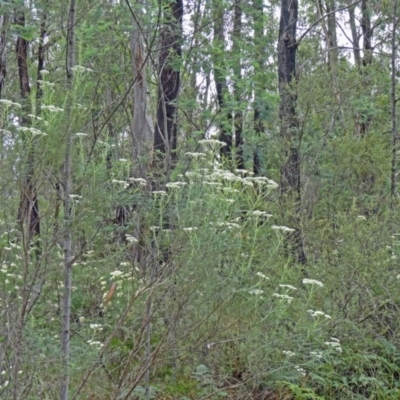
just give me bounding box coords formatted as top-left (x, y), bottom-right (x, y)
top-left (390, 0), bottom-right (398, 202)
top-left (60, 1), bottom-right (75, 399)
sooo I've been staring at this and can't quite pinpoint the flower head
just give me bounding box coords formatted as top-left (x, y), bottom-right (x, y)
top-left (303, 278), bottom-right (324, 288)
top-left (272, 225), bottom-right (295, 233)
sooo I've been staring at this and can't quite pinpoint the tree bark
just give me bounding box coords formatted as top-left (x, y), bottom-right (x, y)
top-left (154, 0), bottom-right (183, 180)
top-left (252, 0), bottom-right (265, 175)
top-left (347, 0), bottom-right (361, 66)
top-left (233, 0), bottom-right (243, 169)
top-left (361, 0), bottom-right (372, 66)
top-left (358, 0), bottom-right (373, 135)
top-left (131, 18), bottom-right (153, 180)
top-left (213, 0), bottom-right (232, 160)
top-left (278, 0), bottom-right (306, 265)
top-left (317, 0), bottom-right (337, 66)
top-left (0, 13), bottom-right (7, 100)
top-left (15, 8), bottom-right (41, 245)
top-left (278, 0), bottom-right (298, 195)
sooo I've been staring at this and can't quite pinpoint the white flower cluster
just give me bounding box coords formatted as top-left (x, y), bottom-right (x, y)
top-left (125, 235), bottom-right (138, 244)
top-left (183, 227), bottom-right (198, 232)
top-left (210, 221), bottom-right (241, 230)
top-left (87, 339), bottom-right (104, 349)
top-left (282, 350), bottom-right (295, 357)
top-left (307, 309), bottom-right (331, 319)
top-left (303, 278), bottom-right (324, 288)
top-left (199, 139), bottom-right (227, 147)
top-left (325, 337), bottom-right (342, 353)
top-left (295, 365), bottom-right (306, 376)
top-left (111, 179), bottom-right (129, 189)
top-left (71, 65), bottom-right (94, 73)
top-left (248, 289), bottom-right (264, 295)
top-left (89, 323), bottom-right (103, 331)
top-left (272, 225), bottom-right (295, 233)
top-left (166, 181), bottom-right (187, 189)
top-left (310, 351), bottom-right (324, 359)
top-left (129, 177), bottom-right (147, 185)
top-left (279, 284), bottom-right (297, 291)
top-left (197, 165), bottom-right (277, 190)
top-left (19, 126), bottom-right (47, 137)
top-left (0, 99), bottom-right (21, 108)
top-left (41, 104), bottom-right (63, 112)
top-left (273, 293), bottom-right (294, 303)
top-left (249, 210), bottom-right (273, 218)
top-left (256, 272), bottom-right (269, 280)
top-left (185, 152), bottom-right (207, 159)
top-left (37, 79), bottom-right (55, 88)
top-left (185, 171), bottom-right (203, 179)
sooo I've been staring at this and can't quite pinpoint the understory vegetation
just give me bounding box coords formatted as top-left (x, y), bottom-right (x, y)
top-left (2, 0), bottom-right (400, 399)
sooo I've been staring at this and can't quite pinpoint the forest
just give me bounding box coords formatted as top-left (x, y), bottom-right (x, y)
top-left (1, 0), bottom-right (400, 398)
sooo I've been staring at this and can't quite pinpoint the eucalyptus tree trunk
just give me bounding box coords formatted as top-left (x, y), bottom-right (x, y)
top-left (357, 0), bottom-right (373, 136)
top-left (278, 0), bottom-right (306, 265)
top-left (252, 0), bottom-right (265, 175)
top-left (361, 0), bottom-right (373, 66)
top-left (0, 13), bottom-right (7, 100)
top-left (317, 0), bottom-right (343, 122)
top-left (154, 0), bottom-right (183, 180)
top-left (278, 0), bottom-right (298, 195)
top-left (347, 0), bottom-right (361, 66)
top-left (131, 19), bottom-right (153, 180)
top-left (213, 0), bottom-right (232, 160)
top-left (16, 7), bottom-right (40, 245)
top-left (325, 0), bottom-right (338, 66)
top-left (129, 4), bottom-right (154, 280)
top-left (233, 0), bottom-right (244, 169)
top-left (60, 1), bottom-right (75, 399)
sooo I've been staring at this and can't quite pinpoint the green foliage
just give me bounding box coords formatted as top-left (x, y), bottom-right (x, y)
top-left (2, 0), bottom-right (400, 399)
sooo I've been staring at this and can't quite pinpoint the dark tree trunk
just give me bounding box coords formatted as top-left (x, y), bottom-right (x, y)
top-left (233, 1), bottom-right (243, 169)
top-left (278, 0), bottom-right (306, 265)
top-left (359, 0), bottom-right (373, 135)
top-left (154, 0), bottom-right (183, 179)
top-left (348, 0), bottom-right (361, 67)
top-left (213, 0), bottom-right (232, 160)
top-left (0, 13), bottom-right (7, 99)
top-left (15, 9), bottom-right (41, 245)
top-left (361, 0), bottom-right (372, 66)
top-left (278, 0), bottom-right (298, 194)
top-left (252, 0), bottom-right (264, 175)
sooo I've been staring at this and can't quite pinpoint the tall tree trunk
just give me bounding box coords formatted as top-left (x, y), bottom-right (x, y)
top-left (233, 0), bottom-right (243, 169)
top-left (154, 0), bottom-right (183, 181)
top-left (390, 0), bottom-right (399, 202)
top-left (317, 0), bottom-right (337, 66)
top-left (361, 0), bottom-right (372, 66)
top-left (0, 13), bottom-right (7, 100)
top-left (131, 20), bottom-right (153, 180)
top-left (252, 0), bottom-right (265, 175)
top-left (326, 0), bottom-right (338, 66)
top-left (347, 0), bottom-right (361, 67)
top-left (278, 0), bottom-right (306, 265)
top-left (16, 8), bottom-right (40, 245)
top-left (213, 0), bottom-right (232, 160)
top-left (316, 0), bottom-right (343, 122)
top-left (60, 1), bottom-right (76, 399)
top-left (357, 0), bottom-right (373, 135)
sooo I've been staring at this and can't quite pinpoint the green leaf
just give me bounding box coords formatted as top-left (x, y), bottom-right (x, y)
top-left (11, 24), bottom-right (37, 41)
